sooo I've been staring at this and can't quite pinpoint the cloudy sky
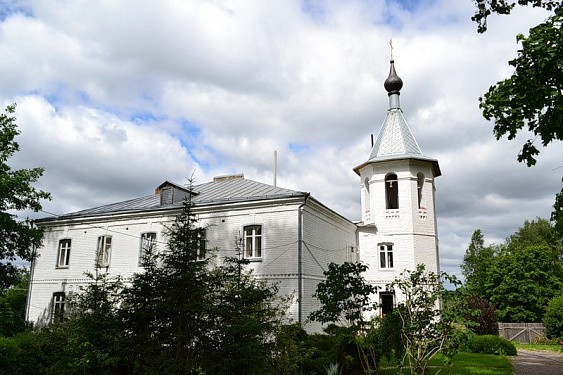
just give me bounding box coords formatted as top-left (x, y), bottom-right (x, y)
top-left (2, 0), bottom-right (561, 278)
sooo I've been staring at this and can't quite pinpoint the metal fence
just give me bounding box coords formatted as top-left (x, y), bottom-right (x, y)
top-left (498, 323), bottom-right (546, 343)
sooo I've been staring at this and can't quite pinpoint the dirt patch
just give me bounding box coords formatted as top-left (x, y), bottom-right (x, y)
top-left (511, 349), bottom-right (563, 375)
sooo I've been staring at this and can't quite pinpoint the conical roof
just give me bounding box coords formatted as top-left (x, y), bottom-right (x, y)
top-left (353, 60), bottom-right (441, 176)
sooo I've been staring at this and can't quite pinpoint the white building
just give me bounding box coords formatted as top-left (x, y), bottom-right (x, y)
top-left (27, 60), bottom-right (440, 330)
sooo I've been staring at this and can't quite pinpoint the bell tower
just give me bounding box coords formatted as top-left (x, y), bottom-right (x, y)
top-left (354, 59), bottom-right (441, 313)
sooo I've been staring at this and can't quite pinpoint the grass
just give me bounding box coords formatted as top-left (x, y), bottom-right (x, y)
top-left (378, 352), bottom-right (513, 375)
top-left (514, 342), bottom-right (563, 353)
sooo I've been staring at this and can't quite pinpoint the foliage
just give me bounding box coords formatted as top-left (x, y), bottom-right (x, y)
top-left (0, 104), bottom-right (51, 291)
top-left (485, 245), bottom-right (563, 322)
top-left (463, 294), bottom-right (499, 336)
top-left (201, 256), bottom-right (287, 375)
top-left (310, 261), bottom-right (378, 329)
top-left (34, 269), bottom-right (126, 375)
top-left (543, 294), bottom-right (563, 340)
top-left (0, 271), bottom-right (31, 337)
top-left (552, 183), bottom-right (563, 238)
top-left (390, 264), bottom-right (462, 375)
top-left (463, 334), bottom-right (517, 356)
top-left (472, 1), bottom-right (562, 167)
top-left (309, 262), bottom-right (381, 373)
top-left (461, 230), bottom-right (497, 295)
top-left (0, 332), bottom-right (44, 375)
top-left (505, 218), bottom-right (561, 254)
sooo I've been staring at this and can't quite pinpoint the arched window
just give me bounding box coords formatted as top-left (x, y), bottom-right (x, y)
top-left (385, 173), bottom-right (398, 209)
top-left (364, 177), bottom-right (370, 213)
top-left (417, 173), bottom-right (425, 209)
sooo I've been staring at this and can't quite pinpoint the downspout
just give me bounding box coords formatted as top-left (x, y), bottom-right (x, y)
top-left (26, 223), bottom-right (37, 322)
top-left (297, 192), bottom-right (310, 325)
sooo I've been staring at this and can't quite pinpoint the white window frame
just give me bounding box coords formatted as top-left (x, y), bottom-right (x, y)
top-left (52, 292), bottom-right (65, 322)
top-left (244, 225), bottom-right (262, 259)
top-left (57, 239), bottom-right (71, 268)
top-left (139, 232), bottom-right (157, 266)
top-left (97, 235), bottom-right (112, 267)
top-left (379, 243), bottom-right (394, 269)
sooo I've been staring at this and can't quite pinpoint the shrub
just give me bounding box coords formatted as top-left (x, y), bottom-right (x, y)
top-left (464, 295), bottom-right (499, 336)
top-left (543, 294), bottom-right (563, 341)
top-left (464, 335), bottom-right (517, 356)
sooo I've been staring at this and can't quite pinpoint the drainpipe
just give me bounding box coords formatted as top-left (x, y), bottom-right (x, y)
top-left (297, 192), bottom-right (310, 325)
top-left (26, 223), bottom-right (37, 322)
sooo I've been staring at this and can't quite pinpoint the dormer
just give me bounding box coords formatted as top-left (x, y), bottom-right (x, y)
top-left (155, 181), bottom-right (198, 205)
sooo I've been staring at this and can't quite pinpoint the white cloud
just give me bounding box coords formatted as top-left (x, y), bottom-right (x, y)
top-left (1, 0), bottom-right (560, 279)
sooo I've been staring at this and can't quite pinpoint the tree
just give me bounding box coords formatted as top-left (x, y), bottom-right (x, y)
top-left (484, 245), bottom-right (563, 322)
top-left (390, 264), bottom-right (462, 375)
top-left (310, 262), bottom-right (378, 329)
top-left (35, 269), bottom-right (127, 375)
top-left (0, 104), bottom-right (51, 291)
top-left (543, 294), bottom-right (563, 340)
top-left (121, 188), bottom-right (215, 374)
top-left (461, 229), bottom-right (497, 295)
top-left (202, 256), bottom-right (288, 375)
top-left (309, 262), bottom-right (380, 374)
top-left (472, 1), bottom-right (562, 167)
top-left (0, 271), bottom-right (31, 337)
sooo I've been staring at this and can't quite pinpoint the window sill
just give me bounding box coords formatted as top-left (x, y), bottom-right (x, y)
top-left (245, 258), bottom-right (263, 262)
top-left (55, 266), bottom-right (69, 269)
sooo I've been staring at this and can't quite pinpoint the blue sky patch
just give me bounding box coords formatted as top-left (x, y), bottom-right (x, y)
top-left (0, 0), bottom-right (32, 21)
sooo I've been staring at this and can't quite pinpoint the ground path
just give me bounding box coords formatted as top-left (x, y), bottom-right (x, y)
top-left (511, 349), bottom-right (563, 375)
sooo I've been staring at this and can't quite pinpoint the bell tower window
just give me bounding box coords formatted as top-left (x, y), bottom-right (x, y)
top-left (385, 173), bottom-right (398, 209)
top-left (417, 173), bottom-right (425, 209)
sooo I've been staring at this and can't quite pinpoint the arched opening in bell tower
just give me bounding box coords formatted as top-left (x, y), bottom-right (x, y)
top-left (385, 173), bottom-right (398, 209)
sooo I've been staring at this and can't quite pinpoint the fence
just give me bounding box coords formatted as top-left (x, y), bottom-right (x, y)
top-left (498, 323), bottom-right (546, 343)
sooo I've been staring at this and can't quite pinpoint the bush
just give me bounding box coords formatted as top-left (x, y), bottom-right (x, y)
top-left (543, 294), bottom-right (563, 341)
top-left (464, 295), bottom-right (499, 336)
top-left (464, 334), bottom-right (517, 356)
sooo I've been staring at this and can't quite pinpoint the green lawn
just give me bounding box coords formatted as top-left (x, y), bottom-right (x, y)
top-left (378, 352), bottom-right (513, 375)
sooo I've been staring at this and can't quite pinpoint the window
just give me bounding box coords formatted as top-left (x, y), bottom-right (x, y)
top-left (347, 244), bottom-right (358, 263)
top-left (379, 244), bottom-right (393, 269)
top-left (197, 228), bottom-right (207, 261)
top-left (364, 177), bottom-right (371, 214)
top-left (57, 239), bottom-right (71, 268)
top-left (160, 187), bottom-right (173, 205)
top-left (380, 292), bottom-right (394, 316)
top-left (385, 173), bottom-right (399, 209)
top-left (52, 292), bottom-right (65, 322)
top-left (139, 232), bottom-right (156, 266)
top-left (244, 225), bottom-right (262, 258)
top-left (97, 236), bottom-right (112, 267)
top-left (417, 173), bottom-right (425, 209)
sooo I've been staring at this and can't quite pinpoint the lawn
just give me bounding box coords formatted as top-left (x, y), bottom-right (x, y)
top-left (378, 352), bottom-right (513, 375)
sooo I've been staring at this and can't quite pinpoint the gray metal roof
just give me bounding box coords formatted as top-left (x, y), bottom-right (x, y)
top-left (369, 108), bottom-right (422, 161)
top-left (38, 177), bottom-right (306, 222)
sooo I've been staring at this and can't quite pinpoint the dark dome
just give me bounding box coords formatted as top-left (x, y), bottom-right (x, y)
top-left (384, 60), bottom-right (403, 95)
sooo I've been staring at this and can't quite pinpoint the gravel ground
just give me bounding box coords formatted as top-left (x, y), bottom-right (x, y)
top-left (511, 349), bottom-right (563, 375)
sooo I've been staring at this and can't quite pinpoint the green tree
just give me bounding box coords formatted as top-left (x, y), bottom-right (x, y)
top-left (472, 1), bottom-right (562, 167)
top-left (121, 189), bottom-right (214, 374)
top-left (485, 245), bottom-right (563, 322)
top-left (202, 256), bottom-right (288, 375)
top-left (0, 104), bottom-right (51, 291)
top-left (390, 264), bottom-right (462, 375)
top-left (461, 229), bottom-right (498, 295)
top-left (35, 269), bottom-right (126, 375)
top-left (543, 294), bottom-right (563, 340)
top-left (505, 217), bottom-right (560, 253)
top-left (309, 262), bottom-right (380, 374)
top-left (0, 271), bottom-right (31, 337)
top-left (310, 262), bottom-right (378, 329)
